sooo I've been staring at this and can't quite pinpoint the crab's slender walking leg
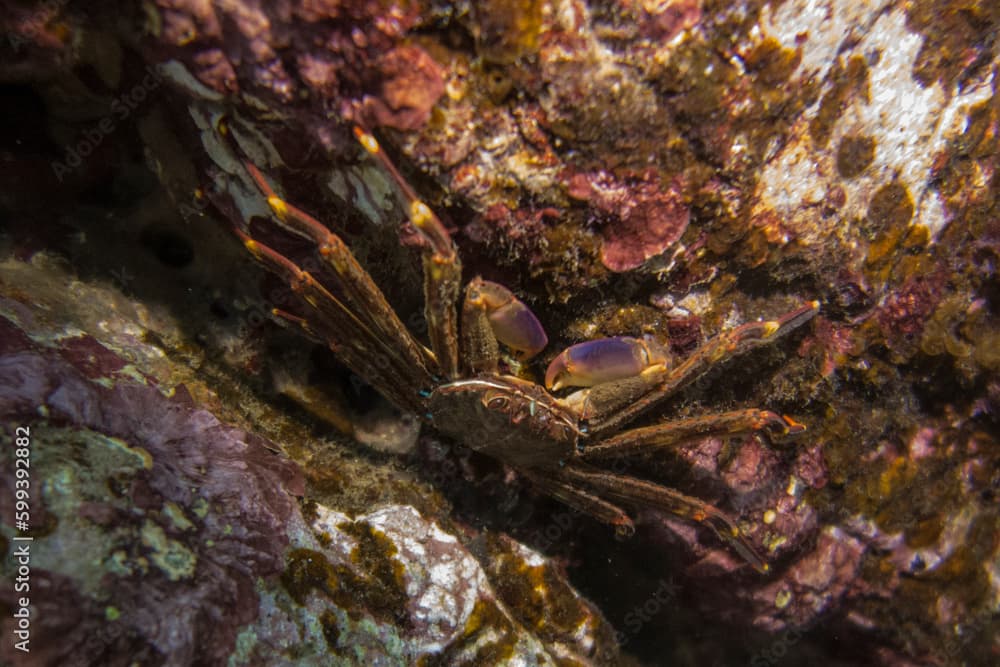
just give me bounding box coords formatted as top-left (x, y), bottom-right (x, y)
top-left (242, 160), bottom-right (437, 380)
top-left (580, 302), bottom-right (820, 437)
top-left (354, 127), bottom-right (462, 379)
top-left (559, 466), bottom-right (770, 573)
top-left (521, 471), bottom-right (635, 533)
top-left (270, 308), bottom-right (323, 344)
top-left (580, 410), bottom-right (805, 461)
top-left (232, 225), bottom-right (430, 414)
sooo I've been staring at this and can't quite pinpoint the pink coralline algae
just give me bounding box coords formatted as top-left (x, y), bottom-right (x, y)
top-left (618, 0), bottom-right (703, 42)
top-left (750, 527), bottom-right (867, 632)
top-left (151, 0), bottom-right (444, 131)
top-left (641, 431), bottom-right (825, 579)
top-left (0, 315), bottom-right (304, 666)
top-left (569, 169), bottom-right (691, 272)
top-left (876, 272), bottom-right (947, 341)
top-left (356, 45), bottom-right (446, 131)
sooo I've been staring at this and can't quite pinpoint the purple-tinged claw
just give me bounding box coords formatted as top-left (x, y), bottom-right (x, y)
top-left (472, 279), bottom-right (548, 359)
top-left (545, 336), bottom-right (669, 391)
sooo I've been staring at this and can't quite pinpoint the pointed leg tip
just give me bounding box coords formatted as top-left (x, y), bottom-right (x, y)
top-left (782, 414), bottom-right (807, 435)
top-left (353, 126), bottom-right (379, 154)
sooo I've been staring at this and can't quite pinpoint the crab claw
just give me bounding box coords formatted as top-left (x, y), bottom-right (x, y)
top-left (473, 279), bottom-right (548, 359)
top-left (545, 336), bottom-right (669, 391)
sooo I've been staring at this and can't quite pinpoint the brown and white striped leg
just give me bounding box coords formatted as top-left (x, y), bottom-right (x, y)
top-left (558, 465), bottom-right (770, 573)
top-left (354, 127), bottom-right (462, 380)
top-left (581, 409), bottom-right (805, 461)
top-left (231, 224), bottom-right (430, 414)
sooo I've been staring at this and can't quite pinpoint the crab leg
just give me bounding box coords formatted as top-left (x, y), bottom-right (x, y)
top-left (242, 160), bottom-right (437, 379)
top-left (580, 410), bottom-right (805, 461)
top-left (354, 127), bottom-right (462, 379)
top-left (522, 470), bottom-right (635, 534)
top-left (231, 224), bottom-right (429, 414)
top-left (577, 301), bottom-right (820, 437)
top-left (559, 466), bottom-right (770, 573)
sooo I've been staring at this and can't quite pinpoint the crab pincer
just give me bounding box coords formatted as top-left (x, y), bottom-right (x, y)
top-left (470, 279), bottom-right (548, 360)
top-left (545, 336), bottom-right (670, 391)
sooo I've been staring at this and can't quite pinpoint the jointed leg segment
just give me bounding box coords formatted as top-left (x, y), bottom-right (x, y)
top-left (581, 409), bottom-right (805, 461)
top-left (242, 161), bottom-right (437, 376)
top-left (231, 224), bottom-right (429, 413)
top-left (354, 127), bottom-right (463, 380)
top-left (558, 465), bottom-right (770, 572)
top-left (522, 470), bottom-right (636, 533)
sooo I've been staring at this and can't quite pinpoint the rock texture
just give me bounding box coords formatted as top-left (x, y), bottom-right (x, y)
top-left (0, 0), bottom-right (998, 665)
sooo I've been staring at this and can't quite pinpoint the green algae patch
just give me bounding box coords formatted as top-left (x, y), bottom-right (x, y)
top-left (906, 0), bottom-right (999, 91)
top-left (191, 497), bottom-right (210, 519)
top-left (862, 182), bottom-right (926, 287)
top-left (487, 535), bottom-right (587, 642)
top-left (319, 608), bottom-right (341, 650)
top-left (471, 0), bottom-right (544, 64)
top-left (744, 37), bottom-right (802, 87)
top-left (162, 501), bottom-right (195, 531)
top-left (339, 520), bottom-right (410, 627)
top-left (418, 598), bottom-right (518, 667)
top-left (867, 182), bottom-right (915, 234)
top-left (810, 55), bottom-right (870, 149)
top-left (281, 548), bottom-right (336, 606)
top-left (280, 521), bottom-right (409, 629)
top-left (836, 135), bottom-right (876, 178)
top-left (141, 519), bottom-right (197, 581)
top-left (102, 435), bottom-right (154, 470)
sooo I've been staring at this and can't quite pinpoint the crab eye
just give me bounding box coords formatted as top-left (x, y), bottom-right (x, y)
top-left (486, 395), bottom-right (510, 411)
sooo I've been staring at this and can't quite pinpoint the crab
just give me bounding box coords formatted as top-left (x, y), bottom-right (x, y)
top-left (220, 120), bottom-right (819, 573)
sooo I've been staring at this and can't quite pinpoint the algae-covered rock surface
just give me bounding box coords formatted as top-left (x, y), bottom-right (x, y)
top-left (1, 0), bottom-right (998, 665)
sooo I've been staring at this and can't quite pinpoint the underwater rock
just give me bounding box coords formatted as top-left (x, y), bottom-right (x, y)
top-left (147, 0), bottom-right (443, 133)
top-left (274, 504), bottom-right (617, 665)
top-left (0, 313), bottom-right (304, 665)
top-left (749, 526), bottom-right (867, 633)
top-left (1, 0), bottom-right (999, 665)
